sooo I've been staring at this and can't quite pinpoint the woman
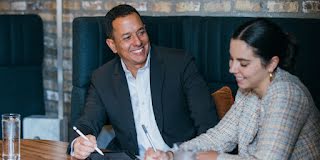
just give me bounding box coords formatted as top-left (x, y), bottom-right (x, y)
top-left (145, 18), bottom-right (320, 160)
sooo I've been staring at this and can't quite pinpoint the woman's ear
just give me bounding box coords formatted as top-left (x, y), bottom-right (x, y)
top-left (268, 56), bottom-right (280, 72)
top-left (106, 38), bottom-right (117, 53)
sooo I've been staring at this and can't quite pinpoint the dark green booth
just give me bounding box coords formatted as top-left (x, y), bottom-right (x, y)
top-left (0, 14), bottom-right (45, 137)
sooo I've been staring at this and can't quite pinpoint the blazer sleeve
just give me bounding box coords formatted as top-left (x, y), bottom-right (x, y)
top-left (181, 54), bottom-right (219, 134)
top-left (70, 73), bottom-right (108, 142)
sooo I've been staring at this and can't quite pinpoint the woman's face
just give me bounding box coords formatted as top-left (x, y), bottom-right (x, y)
top-left (229, 39), bottom-right (271, 96)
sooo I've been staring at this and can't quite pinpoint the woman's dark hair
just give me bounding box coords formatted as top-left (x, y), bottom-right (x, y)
top-left (232, 18), bottom-right (298, 73)
top-left (104, 4), bottom-right (141, 39)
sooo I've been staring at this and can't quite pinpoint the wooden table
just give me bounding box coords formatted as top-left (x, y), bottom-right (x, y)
top-left (0, 139), bottom-right (72, 160)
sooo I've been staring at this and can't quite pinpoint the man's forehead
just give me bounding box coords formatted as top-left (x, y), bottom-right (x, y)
top-left (112, 15), bottom-right (144, 34)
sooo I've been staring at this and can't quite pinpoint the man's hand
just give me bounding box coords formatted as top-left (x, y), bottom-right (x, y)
top-left (72, 135), bottom-right (97, 159)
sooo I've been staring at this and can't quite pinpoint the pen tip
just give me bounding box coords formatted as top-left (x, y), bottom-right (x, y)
top-left (73, 126), bottom-right (77, 130)
top-left (141, 125), bottom-right (147, 132)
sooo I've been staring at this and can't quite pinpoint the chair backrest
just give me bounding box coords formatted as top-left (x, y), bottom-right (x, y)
top-left (0, 14), bottom-right (45, 137)
top-left (212, 86), bottom-right (234, 119)
top-left (71, 16), bottom-right (320, 127)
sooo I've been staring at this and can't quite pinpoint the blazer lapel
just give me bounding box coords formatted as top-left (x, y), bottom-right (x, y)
top-left (112, 59), bottom-right (138, 146)
top-left (150, 46), bottom-right (165, 133)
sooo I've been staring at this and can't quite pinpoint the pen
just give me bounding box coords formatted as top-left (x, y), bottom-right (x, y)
top-left (142, 125), bottom-right (157, 152)
top-left (72, 126), bottom-right (104, 156)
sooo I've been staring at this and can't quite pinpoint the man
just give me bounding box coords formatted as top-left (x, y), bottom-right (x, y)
top-left (69, 4), bottom-right (218, 159)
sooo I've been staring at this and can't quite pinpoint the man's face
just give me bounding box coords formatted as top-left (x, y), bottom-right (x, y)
top-left (106, 13), bottom-right (150, 71)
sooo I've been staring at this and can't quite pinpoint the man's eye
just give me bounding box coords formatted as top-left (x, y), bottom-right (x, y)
top-left (137, 29), bottom-right (146, 36)
top-left (123, 36), bottom-right (131, 40)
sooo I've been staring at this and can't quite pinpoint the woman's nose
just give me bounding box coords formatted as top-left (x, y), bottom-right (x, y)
top-left (229, 62), bottom-right (237, 74)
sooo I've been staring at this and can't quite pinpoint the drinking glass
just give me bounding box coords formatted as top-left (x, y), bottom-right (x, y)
top-left (2, 113), bottom-right (20, 160)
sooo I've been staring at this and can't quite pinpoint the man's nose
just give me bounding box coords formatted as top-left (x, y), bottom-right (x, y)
top-left (132, 34), bottom-right (142, 46)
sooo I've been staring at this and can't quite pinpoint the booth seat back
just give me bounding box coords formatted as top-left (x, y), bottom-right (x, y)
top-left (0, 14), bottom-right (45, 137)
top-left (72, 16), bottom-right (320, 126)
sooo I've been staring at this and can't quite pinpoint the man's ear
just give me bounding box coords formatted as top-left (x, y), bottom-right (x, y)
top-left (106, 38), bottom-right (117, 53)
top-left (267, 56), bottom-right (280, 72)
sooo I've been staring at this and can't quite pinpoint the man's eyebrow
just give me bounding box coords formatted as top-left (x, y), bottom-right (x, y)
top-left (137, 26), bottom-right (146, 31)
top-left (121, 32), bottom-right (131, 37)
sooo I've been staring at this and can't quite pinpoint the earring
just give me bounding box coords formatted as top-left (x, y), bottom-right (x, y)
top-left (269, 72), bottom-right (273, 81)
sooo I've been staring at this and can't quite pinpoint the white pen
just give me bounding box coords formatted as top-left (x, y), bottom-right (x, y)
top-left (142, 125), bottom-right (157, 152)
top-left (72, 126), bottom-right (104, 156)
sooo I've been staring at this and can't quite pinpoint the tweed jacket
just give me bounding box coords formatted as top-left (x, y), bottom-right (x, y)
top-left (180, 68), bottom-right (320, 160)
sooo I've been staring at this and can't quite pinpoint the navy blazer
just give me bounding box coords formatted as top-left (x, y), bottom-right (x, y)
top-left (71, 45), bottom-right (218, 155)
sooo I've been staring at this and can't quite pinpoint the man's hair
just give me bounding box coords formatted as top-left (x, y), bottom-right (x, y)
top-left (104, 4), bottom-right (141, 39)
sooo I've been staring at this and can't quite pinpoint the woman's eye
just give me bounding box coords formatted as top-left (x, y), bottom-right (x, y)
top-left (240, 63), bottom-right (248, 67)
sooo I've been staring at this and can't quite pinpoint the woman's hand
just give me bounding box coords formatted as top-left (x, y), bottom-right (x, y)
top-left (196, 150), bottom-right (218, 160)
top-left (144, 148), bottom-right (173, 160)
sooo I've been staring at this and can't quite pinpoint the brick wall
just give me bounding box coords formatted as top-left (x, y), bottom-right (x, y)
top-left (1, 0), bottom-right (320, 120)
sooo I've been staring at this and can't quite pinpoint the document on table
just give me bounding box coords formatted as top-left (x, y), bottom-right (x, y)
top-left (88, 151), bottom-right (139, 160)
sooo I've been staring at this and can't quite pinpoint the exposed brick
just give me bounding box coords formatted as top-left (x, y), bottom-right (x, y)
top-left (104, 1), bottom-right (117, 11)
top-left (176, 1), bottom-right (201, 12)
top-left (44, 79), bottom-right (57, 90)
top-left (303, 1), bottom-right (320, 13)
top-left (44, 35), bottom-right (56, 48)
top-left (44, 23), bottom-right (56, 34)
top-left (62, 36), bottom-right (72, 48)
top-left (42, 1), bottom-right (56, 10)
top-left (46, 90), bottom-right (59, 101)
top-left (64, 82), bottom-right (73, 95)
top-left (267, 1), bottom-right (299, 12)
top-left (82, 1), bottom-right (103, 10)
top-left (64, 70), bottom-right (72, 81)
top-left (126, 2), bottom-right (147, 12)
top-left (64, 102), bottom-right (71, 114)
top-left (11, 1), bottom-right (27, 11)
top-left (27, 1), bottom-right (42, 10)
top-left (63, 48), bottom-right (72, 59)
top-left (44, 48), bottom-right (57, 57)
top-left (63, 59), bottom-right (72, 70)
top-left (45, 100), bottom-right (58, 116)
top-left (63, 13), bottom-right (74, 23)
top-left (63, 81), bottom-right (72, 94)
top-left (43, 67), bottom-right (57, 80)
top-left (39, 12), bottom-right (55, 22)
top-left (64, 92), bottom-right (72, 103)
top-left (151, 1), bottom-right (172, 13)
top-left (44, 57), bottom-right (57, 69)
top-left (0, 2), bottom-right (11, 11)
top-left (235, 0), bottom-right (261, 12)
top-left (64, 1), bottom-right (81, 10)
top-left (204, 1), bottom-right (231, 12)
top-left (64, 24), bottom-right (73, 34)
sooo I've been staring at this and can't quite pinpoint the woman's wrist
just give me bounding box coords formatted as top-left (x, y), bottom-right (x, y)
top-left (166, 151), bottom-right (174, 160)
